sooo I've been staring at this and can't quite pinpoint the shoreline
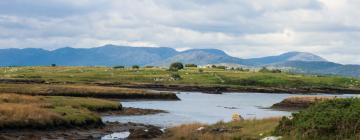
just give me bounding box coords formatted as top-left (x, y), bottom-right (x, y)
top-left (97, 82), bottom-right (360, 94)
top-left (0, 107), bottom-right (167, 140)
top-left (0, 122), bottom-right (162, 140)
top-left (2, 78), bottom-right (360, 95)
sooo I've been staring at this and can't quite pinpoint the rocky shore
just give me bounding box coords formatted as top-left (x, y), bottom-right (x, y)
top-left (0, 122), bottom-right (163, 140)
top-left (271, 96), bottom-right (336, 110)
top-left (0, 107), bottom-right (167, 140)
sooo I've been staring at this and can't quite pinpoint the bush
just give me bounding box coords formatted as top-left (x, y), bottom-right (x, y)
top-left (259, 67), bottom-right (281, 73)
top-left (169, 62), bottom-right (184, 71)
top-left (198, 69), bottom-right (204, 73)
top-left (216, 66), bottom-right (226, 70)
top-left (210, 65), bottom-right (227, 69)
top-left (132, 65), bottom-right (140, 69)
top-left (185, 64), bottom-right (197, 67)
top-left (51, 64), bottom-right (56, 67)
top-left (170, 73), bottom-right (182, 81)
top-left (113, 65), bottom-right (125, 69)
top-left (144, 66), bottom-right (154, 68)
top-left (274, 98), bottom-right (360, 140)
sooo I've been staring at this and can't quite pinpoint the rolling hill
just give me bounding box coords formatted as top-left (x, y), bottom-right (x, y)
top-left (0, 44), bottom-right (359, 77)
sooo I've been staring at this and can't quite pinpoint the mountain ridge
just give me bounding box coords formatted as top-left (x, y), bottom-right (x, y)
top-left (0, 44), bottom-right (358, 77)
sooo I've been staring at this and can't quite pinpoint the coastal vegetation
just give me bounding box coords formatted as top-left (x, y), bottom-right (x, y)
top-left (162, 117), bottom-right (281, 140)
top-left (274, 98), bottom-right (360, 140)
top-left (0, 93), bottom-right (120, 129)
top-left (0, 83), bottom-right (179, 100)
top-left (271, 96), bottom-right (336, 110)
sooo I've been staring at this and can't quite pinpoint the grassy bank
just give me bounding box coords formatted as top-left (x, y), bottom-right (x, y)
top-left (162, 117), bottom-right (280, 140)
top-left (271, 96), bottom-right (336, 110)
top-left (0, 83), bottom-right (179, 100)
top-left (0, 93), bottom-right (121, 129)
top-left (1, 66), bottom-right (360, 93)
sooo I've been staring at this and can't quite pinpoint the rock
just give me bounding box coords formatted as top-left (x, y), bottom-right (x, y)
top-left (232, 113), bottom-right (244, 121)
top-left (262, 136), bottom-right (282, 140)
top-left (211, 128), bottom-right (227, 133)
top-left (196, 127), bottom-right (205, 131)
top-left (128, 126), bottom-right (163, 139)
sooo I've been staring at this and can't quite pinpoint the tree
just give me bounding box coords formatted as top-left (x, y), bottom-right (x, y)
top-left (51, 64), bottom-right (56, 67)
top-left (132, 65), bottom-right (140, 69)
top-left (113, 65), bottom-right (125, 69)
top-left (185, 64), bottom-right (197, 67)
top-left (169, 62), bottom-right (184, 71)
top-left (259, 67), bottom-right (270, 73)
top-left (259, 67), bottom-right (282, 73)
top-left (144, 66), bottom-right (154, 68)
top-left (216, 66), bottom-right (226, 70)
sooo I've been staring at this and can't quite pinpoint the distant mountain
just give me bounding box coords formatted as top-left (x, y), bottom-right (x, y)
top-left (0, 45), bottom-right (178, 66)
top-left (271, 61), bottom-right (360, 77)
top-left (246, 51), bottom-right (327, 66)
top-left (152, 49), bottom-right (250, 66)
top-left (0, 45), bottom-right (359, 77)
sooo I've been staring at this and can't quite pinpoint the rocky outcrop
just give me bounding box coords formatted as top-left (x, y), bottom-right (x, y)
top-left (128, 126), bottom-right (163, 139)
top-left (272, 96), bottom-right (336, 110)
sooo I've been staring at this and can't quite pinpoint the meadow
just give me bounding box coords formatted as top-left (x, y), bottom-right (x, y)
top-left (0, 66), bottom-right (359, 93)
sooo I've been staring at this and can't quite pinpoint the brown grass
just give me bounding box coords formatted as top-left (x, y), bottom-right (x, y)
top-left (284, 96), bottom-right (335, 103)
top-left (272, 96), bottom-right (337, 110)
top-left (0, 83), bottom-right (179, 100)
top-left (0, 103), bottom-right (62, 129)
top-left (0, 93), bottom-right (122, 129)
top-left (162, 117), bottom-right (281, 140)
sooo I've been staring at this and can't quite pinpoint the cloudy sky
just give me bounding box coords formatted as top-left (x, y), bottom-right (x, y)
top-left (0, 0), bottom-right (359, 64)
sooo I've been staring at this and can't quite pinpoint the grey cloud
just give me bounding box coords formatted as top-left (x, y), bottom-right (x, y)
top-left (0, 0), bottom-right (359, 64)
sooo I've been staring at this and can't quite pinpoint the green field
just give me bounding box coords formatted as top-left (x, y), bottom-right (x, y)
top-left (1, 66), bottom-right (359, 91)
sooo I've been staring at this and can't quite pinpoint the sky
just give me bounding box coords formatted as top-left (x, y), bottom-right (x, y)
top-left (0, 0), bottom-right (359, 64)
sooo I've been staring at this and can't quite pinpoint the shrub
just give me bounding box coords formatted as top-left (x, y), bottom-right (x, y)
top-left (170, 73), bottom-right (182, 80)
top-left (169, 62), bottom-right (184, 71)
top-left (198, 69), bottom-right (204, 73)
top-left (259, 67), bottom-right (281, 73)
top-left (185, 64), bottom-right (197, 67)
top-left (210, 65), bottom-right (227, 69)
top-left (216, 66), bottom-right (226, 70)
top-left (132, 65), bottom-right (140, 69)
top-left (51, 64), bottom-right (56, 67)
top-left (274, 98), bottom-right (360, 140)
top-left (113, 65), bottom-right (125, 69)
top-left (144, 66), bottom-right (154, 68)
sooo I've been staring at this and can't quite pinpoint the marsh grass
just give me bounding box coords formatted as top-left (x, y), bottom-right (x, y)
top-left (0, 83), bottom-right (178, 100)
top-left (0, 93), bottom-right (120, 129)
top-left (163, 117), bottom-right (281, 140)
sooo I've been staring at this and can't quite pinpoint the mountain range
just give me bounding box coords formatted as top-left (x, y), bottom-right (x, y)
top-left (0, 44), bottom-right (359, 77)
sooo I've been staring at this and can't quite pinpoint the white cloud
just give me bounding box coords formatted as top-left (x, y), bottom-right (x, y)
top-left (0, 0), bottom-right (359, 64)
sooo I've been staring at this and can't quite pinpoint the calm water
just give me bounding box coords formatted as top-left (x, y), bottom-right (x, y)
top-left (102, 92), bottom-right (355, 128)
